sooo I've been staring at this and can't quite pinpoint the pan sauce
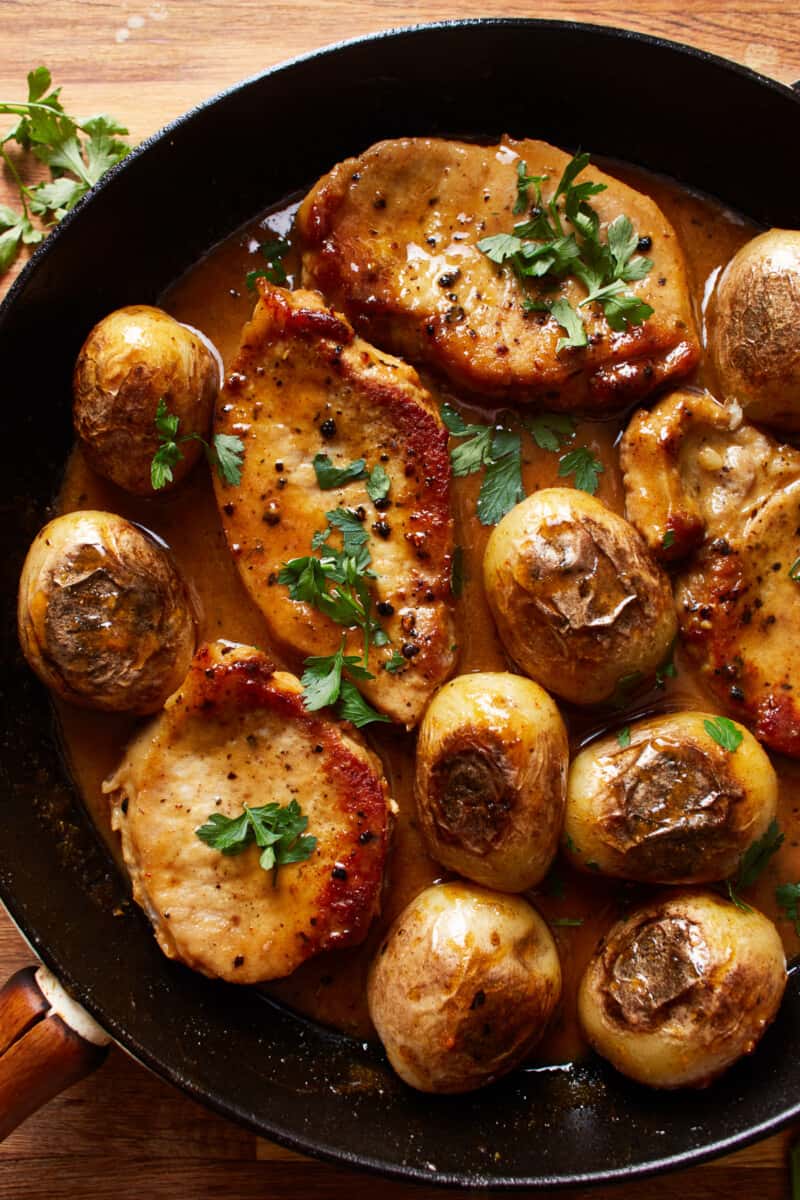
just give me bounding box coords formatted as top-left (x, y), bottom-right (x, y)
top-left (56, 159), bottom-right (800, 1064)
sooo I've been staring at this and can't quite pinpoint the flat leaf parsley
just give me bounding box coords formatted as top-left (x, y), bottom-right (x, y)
top-left (151, 398), bottom-right (244, 489)
top-left (0, 66), bottom-right (132, 273)
top-left (195, 799), bottom-right (316, 885)
top-left (477, 151), bottom-right (654, 353)
top-left (726, 819), bottom-right (784, 912)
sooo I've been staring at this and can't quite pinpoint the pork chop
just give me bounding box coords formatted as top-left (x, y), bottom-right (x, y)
top-left (620, 388), bottom-right (800, 756)
top-left (104, 640), bottom-right (391, 983)
top-left (297, 136), bottom-right (700, 412)
top-left (213, 283), bottom-right (456, 729)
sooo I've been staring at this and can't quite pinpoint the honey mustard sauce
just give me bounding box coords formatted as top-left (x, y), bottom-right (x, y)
top-left (55, 160), bottom-right (800, 1064)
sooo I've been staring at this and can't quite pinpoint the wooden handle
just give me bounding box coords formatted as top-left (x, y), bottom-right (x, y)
top-left (0, 965), bottom-right (111, 1139)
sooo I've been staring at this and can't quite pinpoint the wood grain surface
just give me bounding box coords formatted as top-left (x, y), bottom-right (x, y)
top-left (2, 3), bottom-right (800, 1197)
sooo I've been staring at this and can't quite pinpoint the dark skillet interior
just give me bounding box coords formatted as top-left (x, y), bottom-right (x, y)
top-left (2, 19), bottom-right (800, 1189)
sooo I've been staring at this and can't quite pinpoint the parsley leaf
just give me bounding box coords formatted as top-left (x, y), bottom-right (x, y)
top-left (550, 917), bottom-right (584, 928)
top-left (195, 799), bottom-right (316, 884)
top-left (336, 678), bottom-right (390, 727)
top-left (776, 882), bottom-right (800, 937)
top-left (0, 67), bottom-right (131, 272)
top-left (655, 656), bottom-right (677, 687)
top-left (523, 412), bottom-right (575, 452)
top-left (366, 464), bottom-right (391, 503)
top-left (789, 556), bottom-right (800, 582)
top-left (383, 650), bottom-right (406, 674)
top-left (726, 819), bottom-right (784, 911)
top-left (150, 399), bottom-right (244, 489)
top-left (245, 237), bottom-right (290, 291)
top-left (704, 716), bottom-right (744, 753)
top-left (476, 428), bottom-right (524, 526)
top-left (313, 453), bottom-right (367, 489)
top-left (662, 529), bottom-right (676, 550)
top-left (549, 297), bottom-right (588, 353)
top-left (617, 726), bottom-right (631, 748)
top-left (478, 150), bottom-right (655, 352)
top-left (558, 446), bottom-right (604, 494)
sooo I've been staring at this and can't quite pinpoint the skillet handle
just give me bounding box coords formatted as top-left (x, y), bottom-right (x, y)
top-left (0, 965), bottom-right (111, 1139)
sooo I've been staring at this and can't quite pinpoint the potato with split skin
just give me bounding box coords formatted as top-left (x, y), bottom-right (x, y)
top-left (18, 510), bottom-right (196, 713)
top-left (483, 488), bottom-right (677, 705)
top-left (564, 712), bottom-right (777, 883)
top-left (415, 672), bottom-right (568, 891)
top-left (710, 230), bottom-right (800, 431)
top-left (368, 882), bottom-right (561, 1093)
top-left (578, 890), bottom-right (786, 1089)
top-left (73, 304), bottom-right (221, 494)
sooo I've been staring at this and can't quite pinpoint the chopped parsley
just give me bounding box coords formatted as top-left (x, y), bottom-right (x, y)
top-left (550, 917), bottom-right (584, 928)
top-left (441, 402), bottom-right (598, 525)
top-left (617, 726), bottom-right (631, 748)
top-left (245, 237), bottom-right (290, 292)
top-left (151, 398), bottom-right (244, 489)
top-left (477, 151), bottom-right (654, 352)
top-left (366, 463), bottom-right (391, 503)
top-left (312, 453), bottom-right (367, 489)
top-left (704, 715), bottom-right (743, 753)
top-left (662, 529), bottom-right (676, 550)
top-left (776, 881), bottom-right (800, 937)
top-left (789, 556), bottom-right (800, 582)
top-left (726, 819), bottom-right (784, 911)
top-left (301, 640), bottom-right (388, 727)
top-left (195, 799), bottom-right (316, 885)
top-left (558, 446), bottom-right (604, 495)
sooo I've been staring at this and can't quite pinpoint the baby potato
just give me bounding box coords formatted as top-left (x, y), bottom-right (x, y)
top-left (368, 883), bottom-right (561, 1093)
top-left (415, 672), bottom-right (568, 891)
top-left (483, 488), bottom-right (677, 705)
top-left (578, 890), bottom-right (786, 1089)
top-left (73, 305), bottom-right (220, 494)
top-left (710, 229), bottom-right (800, 431)
top-left (565, 712), bottom-right (776, 883)
top-left (18, 511), bottom-right (195, 713)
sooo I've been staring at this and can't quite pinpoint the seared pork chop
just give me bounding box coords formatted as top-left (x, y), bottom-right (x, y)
top-left (213, 283), bottom-right (456, 729)
top-left (297, 136), bottom-right (700, 412)
top-left (621, 389), bottom-right (800, 756)
top-left (105, 641), bottom-right (391, 982)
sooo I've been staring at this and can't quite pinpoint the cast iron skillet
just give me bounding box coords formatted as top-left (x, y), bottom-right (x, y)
top-left (1, 18), bottom-right (800, 1189)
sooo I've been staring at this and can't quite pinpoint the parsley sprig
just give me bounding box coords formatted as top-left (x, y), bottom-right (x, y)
top-left (477, 151), bottom-right (654, 352)
top-left (195, 799), bottom-right (316, 885)
top-left (726, 819), bottom-right (784, 912)
top-left (704, 715), bottom-right (743, 753)
top-left (151, 398), bottom-right (244, 489)
top-left (1, 66), bottom-right (131, 273)
top-left (279, 509), bottom-right (391, 726)
top-left (441, 402), bottom-right (602, 525)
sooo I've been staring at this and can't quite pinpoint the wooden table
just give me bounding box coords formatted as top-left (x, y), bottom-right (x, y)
top-left (2, 3), bottom-right (800, 1196)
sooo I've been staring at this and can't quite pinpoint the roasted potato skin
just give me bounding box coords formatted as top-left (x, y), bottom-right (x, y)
top-left (710, 230), bottom-right (800, 431)
top-left (565, 712), bottom-right (777, 883)
top-left (415, 672), bottom-right (567, 890)
top-left (18, 511), bottom-right (196, 713)
top-left (483, 488), bottom-right (677, 705)
top-left (73, 305), bottom-right (219, 494)
top-left (368, 882), bottom-right (561, 1093)
top-left (578, 890), bottom-right (786, 1089)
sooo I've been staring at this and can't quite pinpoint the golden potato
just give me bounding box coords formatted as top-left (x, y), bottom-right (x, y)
top-left (73, 305), bottom-right (221, 493)
top-left (368, 882), bottom-right (561, 1093)
top-left (564, 712), bottom-right (777, 883)
top-left (18, 511), bottom-right (195, 713)
top-left (578, 890), bottom-right (786, 1089)
top-left (415, 672), bottom-right (567, 891)
top-left (710, 229), bottom-right (800, 430)
top-left (483, 488), bottom-right (677, 705)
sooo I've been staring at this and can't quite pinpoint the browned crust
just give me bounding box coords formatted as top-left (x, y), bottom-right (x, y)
top-left (178, 644), bottom-right (389, 955)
